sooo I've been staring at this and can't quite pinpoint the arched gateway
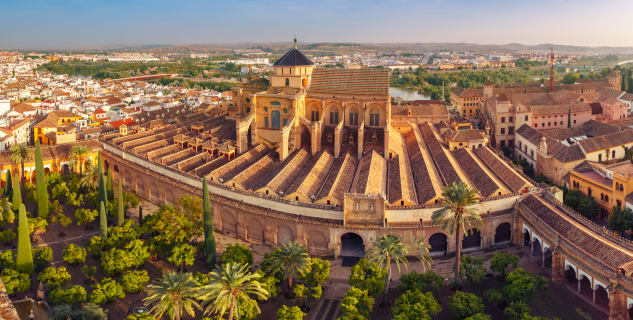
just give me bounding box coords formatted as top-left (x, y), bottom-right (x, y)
top-left (340, 233), bottom-right (364, 258)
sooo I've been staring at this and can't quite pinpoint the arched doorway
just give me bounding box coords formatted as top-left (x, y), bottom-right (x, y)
top-left (595, 285), bottom-right (609, 309)
top-left (341, 233), bottom-right (364, 258)
top-left (300, 126), bottom-right (311, 150)
top-left (579, 276), bottom-right (592, 300)
top-left (307, 231), bottom-right (327, 254)
top-left (532, 238), bottom-right (542, 265)
top-left (523, 230), bottom-right (531, 247)
top-left (277, 225), bottom-right (294, 244)
top-left (429, 233), bottom-right (447, 255)
top-left (544, 249), bottom-right (552, 269)
top-left (62, 164), bottom-right (70, 174)
top-left (494, 222), bottom-right (511, 244)
top-left (462, 229), bottom-right (481, 250)
top-left (565, 267), bottom-right (577, 289)
top-left (247, 219), bottom-right (264, 243)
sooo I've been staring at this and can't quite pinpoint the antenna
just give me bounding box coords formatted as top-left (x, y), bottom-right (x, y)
top-left (293, 36), bottom-right (297, 49)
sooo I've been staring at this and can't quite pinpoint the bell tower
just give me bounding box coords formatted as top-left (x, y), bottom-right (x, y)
top-left (270, 38), bottom-right (315, 89)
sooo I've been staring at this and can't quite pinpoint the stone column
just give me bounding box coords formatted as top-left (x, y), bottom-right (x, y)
top-left (593, 287), bottom-right (596, 304)
top-left (311, 124), bottom-right (318, 156)
top-left (609, 289), bottom-right (628, 320)
top-left (550, 250), bottom-right (564, 284)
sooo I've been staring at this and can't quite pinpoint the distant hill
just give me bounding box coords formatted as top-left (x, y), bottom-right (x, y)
top-left (11, 42), bottom-right (633, 55)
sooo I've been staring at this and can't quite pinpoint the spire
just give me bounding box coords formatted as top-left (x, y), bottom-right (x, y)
top-left (293, 37), bottom-right (297, 49)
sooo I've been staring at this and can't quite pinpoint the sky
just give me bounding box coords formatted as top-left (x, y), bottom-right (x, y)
top-left (1, 0), bottom-right (633, 49)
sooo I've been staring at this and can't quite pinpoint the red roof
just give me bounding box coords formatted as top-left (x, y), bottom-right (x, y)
top-left (109, 118), bottom-right (136, 129)
top-left (93, 109), bottom-right (107, 114)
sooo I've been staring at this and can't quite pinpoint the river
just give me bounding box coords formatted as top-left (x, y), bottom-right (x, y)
top-left (389, 87), bottom-right (431, 100)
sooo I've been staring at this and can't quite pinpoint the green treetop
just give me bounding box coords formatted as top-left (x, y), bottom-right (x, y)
top-left (106, 170), bottom-right (114, 201)
top-left (16, 204), bottom-right (33, 274)
top-left (117, 178), bottom-right (124, 226)
top-left (202, 178), bottom-right (216, 268)
top-left (34, 141), bottom-right (49, 218)
top-left (5, 170), bottom-right (12, 198)
top-left (11, 172), bottom-right (21, 211)
top-left (99, 201), bottom-right (107, 239)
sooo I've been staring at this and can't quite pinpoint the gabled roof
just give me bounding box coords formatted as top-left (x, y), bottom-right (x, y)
top-left (308, 68), bottom-right (389, 96)
top-left (273, 48), bottom-right (313, 67)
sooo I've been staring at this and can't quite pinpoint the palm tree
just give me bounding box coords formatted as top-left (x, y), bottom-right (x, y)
top-left (144, 271), bottom-right (200, 320)
top-left (70, 145), bottom-right (90, 175)
top-left (414, 238), bottom-right (433, 272)
top-left (79, 162), bottom-right (98, 190)
top-left (9, 143), bottom-right (32, 192)
top-left (366, 234), bottom-right (408, 306)
top-left (263, 241), bottom-right (310, 294)
top-left (199, 262), bottom-right (269, 320)
top-left (431, 182), bottom-right (482, 281)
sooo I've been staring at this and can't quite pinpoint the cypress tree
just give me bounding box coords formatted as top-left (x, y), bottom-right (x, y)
top-left (117, 178), bottom-right (124, 226)
top-left (106, 170), bottom-right (114, 201)
top-left (34, 141), bottom-right (49, 218)
top-left (4, 170), bottom-right (11, 198)
top-left (202, 178), bottom-right (216, 267)
top-left (12, 172), bottom-right (21, 211)
top-left (99, 201), bottom-right (107, 239)
top-left (16, 204), bottom-right (33, 274)
top-left (138, 206), bottom-right (143, 226)
top-left (97, 152), bottom-right (107, 213)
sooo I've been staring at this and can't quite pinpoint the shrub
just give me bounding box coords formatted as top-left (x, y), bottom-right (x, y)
top-left (448, 291), bottom-right (484, 319)
top-left (339, 287), bottom-right (374, 320)
top-left (105, 220), bottom-right (139, 249)
top-left (255, 270), bottom-right (279, 301)
top-left (399, 270), bottom-right (444, 293)
top-left (483, 289), bottom-right (503, 303)
top-left (167, 243), bottom-right (197, 270)
top-left (392, 290), bottom-right (442, 319)
top-left (32, 245), bottom-right (52, 273)
top-left (125, 239), bottom-right (150, 268)
top-left (74, 208), bottom-right (98, 226)
top-left (1, 268), bottom-right (30, 294)
top-left (349, 258), bottom-right (386, 296)
top-left (49, 285), bottom-right (87, 305)
top-left (90, 278), bottom-right (125, 304)
top-left (0, 229), bottom-right (16, 245)
top-left (220, 244), bottom-right (253, 266)
top-left (465, 313), bottom-right (492, 320)
top-left (38, 266), bottom-right (72, 289)
top-left (51, 303), bottom-right (108, 320)
top-left (125, 312), bottom-right (154, 320)
top-left (101, 247), bottom-right (132, 276)
top-left (86, 235), bottom-right (105, 257)
top-left (504, 301), bottom-right (531, 320)
top-left (0, 250), bottom-right (15, 269)
top-left (120, 270), bottom-right (149, 294)
top-left (63, 244), bottom-right (87, 265)
top-left (489, 252), bottom-right (519, 276)
top-left (276, 305), bottom-right (305, 320)
top-left (460, 256), bottom-right (486, 285)
top-left (503, 268), bottom-right (548, 303)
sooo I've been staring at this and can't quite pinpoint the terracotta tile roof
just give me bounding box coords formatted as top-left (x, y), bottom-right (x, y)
top-left (450, 129), bottom-right (485, 142)
top-left (266, 148), bottom-right (312, 195)
top-left (353, 151), bottom-right (385, 195)
top-left (522, 195), bottom-right (633, 271)
top-left (387, 156), bottom-right (402, 204)
top-left (419, 123), bottom-right (462, 185)
top-left (578, 129), bottom-right (633, 154)
top-left (317, 152), bottom-right (356, 205)
top-left (528, 103), bottom-right (591, 115)
top-left (473, 147), bottom-right (528, 192)
top-left (286, 150), bottom-right (334, 200)
top-left (404, 130), bottom-right (436, 203)
top-left (308, 69), bottom-right (389, 96)
top-left (12, 102), bottom-right (35, 113)
top-left (210, 144), bottom-right (271, 182)
top-left (451, 148), bottom-right (499, 197)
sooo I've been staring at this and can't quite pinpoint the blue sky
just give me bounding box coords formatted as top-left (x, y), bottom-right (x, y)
top-left (1, 0), bottom-right (632, 49)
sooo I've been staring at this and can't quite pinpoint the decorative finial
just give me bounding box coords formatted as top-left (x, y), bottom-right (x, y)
top-left (294, 36), bottom-right (297, 49)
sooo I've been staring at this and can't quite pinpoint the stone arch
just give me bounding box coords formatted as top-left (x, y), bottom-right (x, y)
top-left (340, 232), bottom-right (364, 257)
top-left (462, 228), bottom-right (481, 250)
top-left (494, 222), bottom-right (512, 244)
top-left (579, 274), bottom-right (593, 299)
top-left (346, 103), bottom-right (361, 126)
top-left (565, 264), bottom-right (578, 287)
top-left (113, 164), bottom-right (119, 173)
top-left (325, 102), bottom-right (342, 125)
top-left (428, 232), bottom-right (448, 255)
top-left (136, 178), bottom-right (145, 198)
top-left (123, 172), bottom-right (131, 188)
top-left (247, 218), bottom-right (265, 243)
top-left (523, 228), bottom-right (531, 247)
top-left (366, 103), bottom-right (386, 127)
top-left (306, 101), bottom-right (322, 122)
top-left (62, 163), bottom-right (70, 174)
top-left (532, 238), bottom-right (542, 259)
top-left (277, 225), bottom-right (295, 244)
top-left (307, 230), bottom-right (328, 252)
top-left (104, 160), bottom-right (109, 172)
top-left (44, 167), bottom-right (51, 175)
top-left (543, 248), bottom-right (552, 268)
top-left (595, 283), bottom-right (609, 309)
top-left (300, 123), bottom-right (312, 150)
top-left (222, 211), bottom-right (238, 236)
top-left (150, 183), bottom-right (160, 203)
